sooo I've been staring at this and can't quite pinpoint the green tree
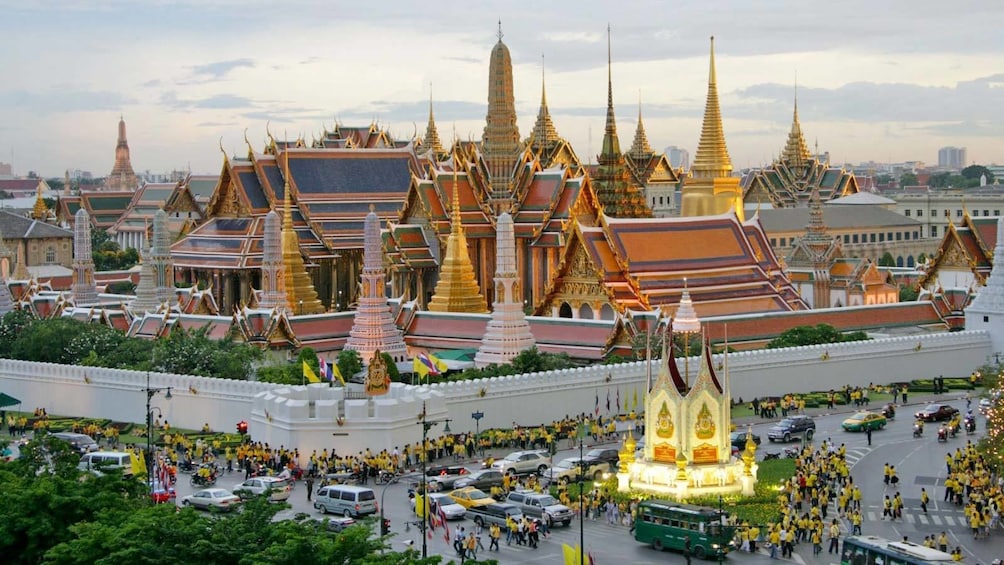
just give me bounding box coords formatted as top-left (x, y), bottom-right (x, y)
top-left (0, 310), bottom-right (35, 358)
top-left (928, 171), bottom-right (951, 189)
top-left (961, 164), bottom-right (994, 184)
top-left (766, 323), bottom-right (870, 349)
top-left (380, 352), bottom-right (401, 382)
top-left (337, 349), bottom-right (363, 381)
top-left (899, 172), bottom-right (919, 187)
top-left (879, 252), bottom-right (896, 267)
top-left (899, 285), bottom-right (919, 301)
top-left (917, 253), bottom-right (927, 265)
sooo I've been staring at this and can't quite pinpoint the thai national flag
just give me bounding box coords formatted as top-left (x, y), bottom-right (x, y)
top-left (318, 356), bottom-right (332, 382)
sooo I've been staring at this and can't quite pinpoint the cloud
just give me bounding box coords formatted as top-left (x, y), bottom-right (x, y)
top-left (911, 121), bottom-right (1002, 137)
top-left (732, 74), bottom-right (1004, 124)
top-left (542, 31), bottom-right (603, 44)
top-left (0, 88), bottom-right (132, 113)
top-left (141, 79), bottom-right (161, 88)
top-left (189, 58), bottom-right (255, 80)
top-left (160, 92), bottom-right (257, 110)
top-left (196, 121), bottom-right (237, 128)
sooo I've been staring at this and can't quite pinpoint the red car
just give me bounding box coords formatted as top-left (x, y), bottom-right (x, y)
top-left (914, 404), bottom-right (959, 422)
top-left (150, 481), bottom-right (177, 504)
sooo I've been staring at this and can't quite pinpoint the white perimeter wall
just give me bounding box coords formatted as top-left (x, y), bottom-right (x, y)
top-left (0, 330), bottom-right (991, 439)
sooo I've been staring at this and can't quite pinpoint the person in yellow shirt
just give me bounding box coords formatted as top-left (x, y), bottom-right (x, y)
top-left (921, 488), bottom-right (930, 513)
top-left (812, 527), bottom-right (822, 556)
top-left (951, 546), bottom-right (963, 561)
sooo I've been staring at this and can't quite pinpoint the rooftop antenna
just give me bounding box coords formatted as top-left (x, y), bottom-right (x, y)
top-left (497, 19), bottom-right (503, 41)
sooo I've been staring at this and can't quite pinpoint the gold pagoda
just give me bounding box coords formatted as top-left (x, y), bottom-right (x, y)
top-left (681, 37), bottom-right (743, 221)
top-left (427, 154), bottom-right (488, 313)
top-left (31, 181), bottom-right (51, 221)
top-left (280, 155), bottom-right (324, 315)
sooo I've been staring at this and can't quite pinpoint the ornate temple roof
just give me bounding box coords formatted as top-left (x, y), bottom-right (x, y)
top-left (918, 213), bottom-right (997, 290)
top-left (57, 191), bottom-right (135, 230)
top-left (0, 209), bottom-right (73, 240)
top-left (171, 143), bottom-right (421, 270)
top-left (540, 210), bottom-right (807, 317)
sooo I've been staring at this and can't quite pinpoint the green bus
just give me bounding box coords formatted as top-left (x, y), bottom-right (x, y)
top-left (842, 536), bottom-right (954, 565)
top-left (633, 499), bottom-right (736, 559)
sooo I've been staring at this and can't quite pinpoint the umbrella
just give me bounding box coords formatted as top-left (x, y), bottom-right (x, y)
top-left (0, 393), bottom-right (20, 409)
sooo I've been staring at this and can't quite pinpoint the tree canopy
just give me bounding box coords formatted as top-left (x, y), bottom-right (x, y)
top-left (0, 435), bottom-right (488, 565)
top-left (766, 324), bottom-right (870, 349)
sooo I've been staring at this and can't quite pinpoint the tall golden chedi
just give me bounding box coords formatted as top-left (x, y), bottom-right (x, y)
top-left (279, 155), bottom-right (324, 315)
top-left (482, 23), bottom-right (522, 213)
top-left (593, 26), bottom-right (652, 218)
top-left (427, 153), bottom-right (488, 313)
top-left (681, 37), bottom-right (743, 221)
top-left (104, 116), bottom-right (138, 191)
top-left (30, 180), bottom-right (51, 221)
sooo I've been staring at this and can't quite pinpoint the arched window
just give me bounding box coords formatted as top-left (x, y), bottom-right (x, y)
top-left (906, 256), bottom-right (915, 268)
top-left (45, 246), bottom-right (56, 264)
top-left (599, 303), bottom-right (615, 321)
top-left (558, 302), bottom-right (573, 318)
top-left (896, 256), bottom-right (904, 268)
top-left (580, 303), bottom-right (594, 320)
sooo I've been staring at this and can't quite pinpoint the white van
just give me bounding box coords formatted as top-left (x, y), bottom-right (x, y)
top-left (77, 451), bottom-right (133, 476)
top-left (313, 485), bottom-right (377, 517)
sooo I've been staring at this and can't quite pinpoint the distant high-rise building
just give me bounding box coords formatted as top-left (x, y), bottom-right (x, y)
top-left (938, 146), bottom-right (967, 170)
top-left (665, 146), bottom-right (690, 170)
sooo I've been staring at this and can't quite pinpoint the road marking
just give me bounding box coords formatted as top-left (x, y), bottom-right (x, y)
top-left (944, 515), bottom-right (956, 526)
top-left (932, 515), bottom-right (942, 525)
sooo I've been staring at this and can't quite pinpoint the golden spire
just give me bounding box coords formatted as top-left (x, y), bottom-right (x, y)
top-left (423, 83), bottom-right (444, 156)
top-left (691, 36), bottom-right (733, 179)
top-left (528, 54), bottom-right (560, 149)
top-left (600, 24), bottom-right (621, 159)
top-left (781, 79), bottom-right (812, 168)
top-left (681, 37), bottom-right (743, 221)
top-left (31, 180), bottom-right (49, 221)
top-left (629, 92), bottom-right (654, 158)
top-left (279, 151), bottom-right (324, 315)
top-left (482, 21), bottom-right (521, 207)
top-left (427, 150), bottom-right (487, 313)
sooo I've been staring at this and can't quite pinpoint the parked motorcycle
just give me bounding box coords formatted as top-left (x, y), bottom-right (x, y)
top-left (375, 470), bottom-right (400, 485)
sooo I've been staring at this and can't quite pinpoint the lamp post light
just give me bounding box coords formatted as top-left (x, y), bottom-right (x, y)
top-left (471, 411), bottom-right (484, 457)
top-left (418, 401), bottom-right (451, 559)
top-left (143, 371), bottom-right (172, 504)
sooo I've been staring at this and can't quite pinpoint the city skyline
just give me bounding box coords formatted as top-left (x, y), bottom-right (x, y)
top-left (2, 0), bottom-right (1003, 177)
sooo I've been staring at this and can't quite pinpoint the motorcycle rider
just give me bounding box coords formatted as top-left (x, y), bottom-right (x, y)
top-left (913, 419), bottom-right (924, 437)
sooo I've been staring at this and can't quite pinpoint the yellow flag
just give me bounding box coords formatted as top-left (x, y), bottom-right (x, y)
top-left (332, 362), bottom-right (346, 386)
top-left (131, 449), bottom-right (146, 477)
top-left (303, 361), bottom-right (321, 383)
top-left (632, 389), bottom-right (639, 411)
top-left (562, 543), bottom-right (582, 565)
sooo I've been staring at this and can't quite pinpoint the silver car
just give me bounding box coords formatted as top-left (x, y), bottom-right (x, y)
top-left (490, 450), bottom-right (549, 476)
top-left (181, 488), bottom-right (242, 512)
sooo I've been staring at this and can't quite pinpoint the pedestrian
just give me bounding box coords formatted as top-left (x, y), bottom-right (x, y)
top-left (828, 519), bottom-right (840, 554)
top-left (920, 488), bottom-right (929, 513)
top-left (866, 427), bottom-right (872, 446)
top-left (683, 535), bottom-right (692, 565)
top-left (489, 523), bottom-right (500, 551)
top-left (938, 531), bottom-right (948, 553)
top-left (305, 475), bottom-right (314, 501)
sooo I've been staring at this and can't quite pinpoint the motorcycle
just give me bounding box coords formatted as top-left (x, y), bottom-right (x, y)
top-left (782, 447), bottom-right (801, 459)
top-left (937, 427), bottom-right (948, 443)
top-left (178, 459), bottom-right (196, 474)
top-left (190, 472), bottom-right (217, 487)
top-left (913, 421), bottom-right (924, 438)
top-left (376, 470), bottom-right (400, 485)
top-left (965, 417), bottom-right (976, 435)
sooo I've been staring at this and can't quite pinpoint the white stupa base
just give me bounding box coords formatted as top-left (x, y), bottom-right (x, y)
top-left (625, 459), bottom-right (754, 499)
top-left (616, 471), bottom-right (631, 492)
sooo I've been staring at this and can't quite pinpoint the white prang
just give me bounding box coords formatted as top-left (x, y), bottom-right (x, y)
top-left (71, 208), bottom-right (98, 305)
top-left (344, 208), bottom-right (408, 365)
top-left (475, 212), bottom-right (535, 367)
top-left (965, 216), bottom-right (1004, 354)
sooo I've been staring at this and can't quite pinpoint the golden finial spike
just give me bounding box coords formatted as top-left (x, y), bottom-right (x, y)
top-left (709, 36), bottom-right (717, 85)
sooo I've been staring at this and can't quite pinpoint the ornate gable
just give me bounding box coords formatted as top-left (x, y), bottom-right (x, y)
top-left (206, 159), bottom-right (251, 218)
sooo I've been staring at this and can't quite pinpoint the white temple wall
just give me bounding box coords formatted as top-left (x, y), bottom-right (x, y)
top-left (0, 330), bottom-right (991, 456)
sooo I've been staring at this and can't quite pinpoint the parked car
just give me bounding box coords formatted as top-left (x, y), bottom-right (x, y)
top-left (410, 492), bottom-right (467, 520)
top-left (325, 516), bottom-right (357, 532)
top-left (915, 404), bottom-right (959, 422)
top-left (51, 432), bottom-right (99, 454)
top-left (841, 412), bottom-right (887, 432)
top-left (424, 464), bottom-right (470, 492)
top-left (729, 431), bottom-right (762, 451)
top-left (491, 450), bottom-right (550, 476)
top-left (540, 457), bottom-right (609, 486)
top-left (453, 469), bottom-right (505, 490)
top-left (448, 487), bottom-right (496, 509)
top-left (767, 416), bottom-right (816, 442)
top-left (505, 490), bottom-right (574, 527)
top-left (233, 476), bottom-right (293, 502)
top-left (584, 448), bottom-right (619, 468)
top-left (181, 488), bottom-right (241, 512)
top-left (465, 503), bottom-right (525, 529)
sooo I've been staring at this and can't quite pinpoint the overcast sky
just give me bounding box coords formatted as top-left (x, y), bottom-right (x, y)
top-left (2, 0), bottom-right (1003, 178)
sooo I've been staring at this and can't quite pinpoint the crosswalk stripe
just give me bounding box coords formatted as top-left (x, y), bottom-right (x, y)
top-left (944, 516), bottom-right (956, 526)
top-left (867, 512), bottom-right (878, 521)
top-left (932, 515), bottom-right (942, 525)
top-left (906, 514), bottom-right (915, 524)
top-left (918, 515), bottom-right (929, 525)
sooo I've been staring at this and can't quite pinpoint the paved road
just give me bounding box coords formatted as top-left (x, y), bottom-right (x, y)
top-left (167, 390), bottom-right (1002, 564)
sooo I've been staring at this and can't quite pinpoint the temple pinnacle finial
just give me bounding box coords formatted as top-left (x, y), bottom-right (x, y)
top-left (709, 36), bottom-right (717, 85)
top-left (497, 19), bottom-right (503, 41)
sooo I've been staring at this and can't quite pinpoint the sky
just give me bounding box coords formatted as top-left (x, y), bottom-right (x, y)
top-left (1, 0), bottom-right (1003, 178)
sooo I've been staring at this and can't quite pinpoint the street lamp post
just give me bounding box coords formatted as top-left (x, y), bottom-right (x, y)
top-left (576, 420), bottom-right (588, 565)
top-left (418, 401), bottom-right (451, 559)
top-left (471, 411), bottom-right (484, 457)
top-left (143, 371), bottom-right (172, 504)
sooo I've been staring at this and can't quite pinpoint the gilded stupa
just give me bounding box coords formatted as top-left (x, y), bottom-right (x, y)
top-left (31, 180), bottom-right (51, 221)
top-left (593, 27), bottom-right (652, 218)
top-left (280, 155), bottom-right (324, 315)
top-left (421, 88), bottom-right (445, 159)
top-left (523, 58), bottom-right (581, 171)
top-left (681, 37), bottom-right (743, 221)
top-left (427, 153), bottom-right (488, 313)
top-left (782, 87), bottom-right (813, 173)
